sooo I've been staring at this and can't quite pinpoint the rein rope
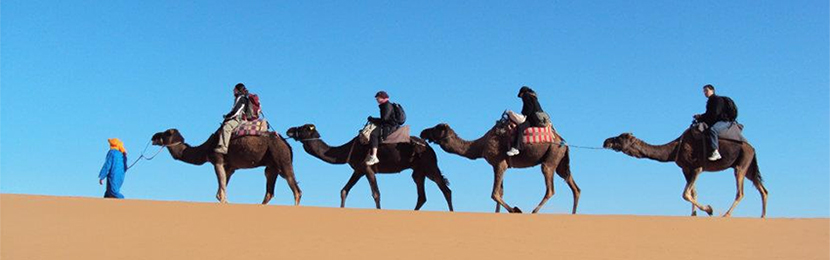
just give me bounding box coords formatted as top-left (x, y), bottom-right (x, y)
top-left (558, 140), bottom-right (610, 150)
top-left (127, 140), bottom-right (178, 170)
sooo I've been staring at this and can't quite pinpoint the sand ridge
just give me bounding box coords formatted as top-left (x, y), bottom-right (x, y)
top-left (1, 194), bottom-right (827, 260)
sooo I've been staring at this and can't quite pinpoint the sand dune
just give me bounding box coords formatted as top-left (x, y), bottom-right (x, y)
top-left (1, 194), bottom-right (827, 260)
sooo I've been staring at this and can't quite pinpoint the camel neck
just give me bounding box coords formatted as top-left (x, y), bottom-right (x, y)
top-left (439, 131), bottom-right (487, 160)
top-left (166, 135), bottom-right (215, 165)
top-left (301, 138), bottom-right (354, 165)
top-left (624, 138), bottom-right (679, 162)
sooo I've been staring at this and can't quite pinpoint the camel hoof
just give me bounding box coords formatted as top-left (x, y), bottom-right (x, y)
top-left (511, 207), bottom-right (523, 214)
top-left (704, 205), bottom-right (714, 216)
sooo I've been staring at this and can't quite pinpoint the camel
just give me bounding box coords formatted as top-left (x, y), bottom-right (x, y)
top-left (151, 128), bottom-right (301, 205)
top-left (420, 123), bottom-right (580, 214)
top-left (602, 130), bottom-right (768, 218)
top-left (285, 124), bottom-right (453, 211)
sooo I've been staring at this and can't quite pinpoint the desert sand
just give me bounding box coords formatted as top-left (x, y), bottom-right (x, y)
top-left (1, 194), bottom-right (827, 260)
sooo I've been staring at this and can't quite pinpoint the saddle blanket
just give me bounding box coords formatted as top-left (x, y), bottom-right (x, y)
top-left (233, 119), bottom-right (270, 138)
top-left (383, 125), bottom-right (411, 144)
top-left (694, 122), bottom-right (746, 142)
top-left (522, 126), bottom-right (556, 144)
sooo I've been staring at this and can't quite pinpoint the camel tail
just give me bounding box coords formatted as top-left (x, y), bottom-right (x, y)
top-left (556, 148), bottom-right (572, 177)
top-left (439, 169), bottom-right (450, 187)
top-left (746, 155), bottom-right (764, 184)
top-left (421, 142), bottom-right (450, 187)
top-left (273, 133), bottom-right (293, 162)
top-left (425, 168), bottom-right (450, 187)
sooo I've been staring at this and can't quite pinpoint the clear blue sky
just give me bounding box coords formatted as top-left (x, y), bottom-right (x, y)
top-left (2, 1), bottom-right (828, 218)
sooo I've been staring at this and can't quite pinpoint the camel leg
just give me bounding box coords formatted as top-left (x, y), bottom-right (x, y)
top-left (532, 164), bottom-right (556, 214)
top-left (365, 170), bottom-right (382, 209)
top-left (412, 172), bottom-right (427, 211)
top-left (213, 164), bottom-right (229, 203)
top-left (279, 166), bottom-right (302, 206)
top-left (723, 167), bottom-right (747, 217)
top-left (690, 185), bottom-right (698, 216)
top-left (491, 163), bottom-right (520, 213)
top-left (752, 179), bottom-right (769, 218)
top-left (421, 168), bottom-right (453, 211)
top-left (262, 167), bottom-right (278, 205)
top-left (682, 168), bottom-right (713, 216)
top-left (556, 164), bottom-right (581, 214)
top-left (495, 183), bottom-right (503, 213)
top-left (431, 174), bottom-right (453, 212)
top-left (340, 171), bottom-right (363, 208)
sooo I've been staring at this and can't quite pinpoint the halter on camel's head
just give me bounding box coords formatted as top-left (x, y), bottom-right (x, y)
top-left (286, 124), bottom-right (321, 141)
top-left (420, 123), bottom-right (453, 144)
top-left (602, 133), bottom-right (637, 152)
top-left (151, 129), bottom-right (185, 146)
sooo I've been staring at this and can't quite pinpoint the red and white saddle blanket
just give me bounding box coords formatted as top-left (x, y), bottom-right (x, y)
top-left (521, 126), bottom-right (556, 144)
top-left (232, 119), bottom-right (270, 138)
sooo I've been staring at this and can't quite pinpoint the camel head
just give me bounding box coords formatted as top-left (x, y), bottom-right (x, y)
top-left (286, 124), bottom-right (321, 141)
top-left (151, 129), bottom-right (185, 146)
top-left (420, 123), bottom-right (454, 144)
top-left (603, 133), bottom-right (637, 152)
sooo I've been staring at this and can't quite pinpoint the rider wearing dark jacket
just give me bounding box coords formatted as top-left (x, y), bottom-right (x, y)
top-left (520, 87), bottom-right (545, 127)
top-left (699, 92), bottom-right (728, 126)
top-left (694, 84), bottom-right (736, 161)
top-left (365, 91), bottom-right (400, 165)
top-left (368, 99), bottom-right (399, 141)
top-left (508, 86), bottom-right (546, 156)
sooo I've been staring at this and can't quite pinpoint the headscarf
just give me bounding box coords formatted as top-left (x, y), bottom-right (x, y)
top-left (518, 86), bottom-right (536, 97)
top-left (108, 138), bottom-right (127, 155)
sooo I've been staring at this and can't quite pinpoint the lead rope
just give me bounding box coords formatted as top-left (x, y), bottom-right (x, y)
top-left (126, 140), bottom-right (168, 170)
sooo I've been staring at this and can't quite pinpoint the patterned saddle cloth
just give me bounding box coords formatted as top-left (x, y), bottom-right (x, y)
top-left (232, 119), bottom-right (270, 139)
top-left (520, 126), bottom-right (556, 144)
top-left (498, 111), bottom-right (557, 144)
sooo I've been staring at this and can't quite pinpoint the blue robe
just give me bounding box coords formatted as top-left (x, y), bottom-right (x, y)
top-left (98, 149), bottom-right (127, 199)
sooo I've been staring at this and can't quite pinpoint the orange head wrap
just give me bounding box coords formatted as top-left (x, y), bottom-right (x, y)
top-left (108, 138), bottom-right (127, 155)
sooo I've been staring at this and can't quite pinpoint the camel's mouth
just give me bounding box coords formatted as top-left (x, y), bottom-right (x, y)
top-left (602, 138), bottom-right (620, 151)
top-left (151, 133), bottom-right (164, 146)
top-left (285, 128), bottom-right (296, 139)
top-left (419, 129), bottom-right (436, 143)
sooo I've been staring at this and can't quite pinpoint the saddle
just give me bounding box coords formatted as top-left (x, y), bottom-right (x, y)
top-left (692, 122), bottom-right (747, 143)
top-left (383, 125), bottom-right (411, 144)
top-left (358, 124), bottom-right (411, 145)
top-left (232, 119), bottom-right (271, 139)
top-left (497, 110), bottom-right (558, 144)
